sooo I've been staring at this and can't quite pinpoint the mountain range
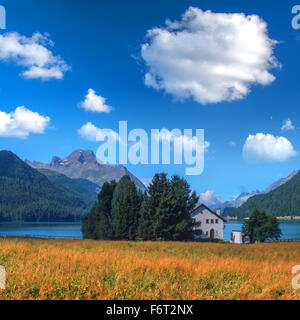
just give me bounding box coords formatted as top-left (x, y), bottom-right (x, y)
top-left (2, 148), bottom-right (300, 222)
top-left (230, 170), bottom-right (300, 218)
top-left (26, 150), bottom-right (146, 192)
top-left (0, 149), bottom-right (146, 222)
top-left (217, 170), bottom-right (298, 213)
top-left (0, 151), bottom-right (91, 222)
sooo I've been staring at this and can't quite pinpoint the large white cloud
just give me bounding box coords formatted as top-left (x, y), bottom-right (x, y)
top-left (79, 89), bottom-right (112, 113)
top-left (0, 106), bottom-right (50, 138)
top-left (199, 190), bottom-right (222, 207)
top-left (0, 32), bottom-right (70, 80)
top-left (243, 133), bottom-right (297, 163)
top-left (141, 7), bottom-right (278, 104)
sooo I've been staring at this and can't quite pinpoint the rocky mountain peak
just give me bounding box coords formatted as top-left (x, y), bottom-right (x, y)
top-left (67, 150), bottom-right (96, 163)
top-left (26, 149), bottom-right (146, 191)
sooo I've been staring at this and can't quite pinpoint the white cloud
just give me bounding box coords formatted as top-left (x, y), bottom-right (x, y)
top-left (0, 32), bottom-right (70, 80)
top-left (199, 190), bottom-right (222, 207)
top-left (78, 122), bottom-right (118, 141)
top-left (79, 89), bottom-right (112, 113)
top-left (243, 133), bottom-right (297, 163)
top-left (0, 106), bottom-right (50, 138)
top-left (141, 7), bottom-right (278, 104)
top-left (229, 141), bottom-right (237, 147)
top-left (281, 118), bottom-right (295, 131)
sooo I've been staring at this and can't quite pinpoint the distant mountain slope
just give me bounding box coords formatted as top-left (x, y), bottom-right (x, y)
top-left (229, 171), bottom-right (300, 218)
top-left (73, 178), bottom-right (101, 194)
top-left (0, 151), bottom-right (90, 222)
top-left (218, 171), bottom-right (298, 213)
top-left (263, 171), bottom-right (298, 193)
top-left (26, 150), bottom-right (146, 191)
top-left (37, 169), bottom-right (98, 207)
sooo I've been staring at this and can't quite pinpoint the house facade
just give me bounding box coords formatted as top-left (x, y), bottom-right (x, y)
top-left (191, 204), bottom-right (226, 240)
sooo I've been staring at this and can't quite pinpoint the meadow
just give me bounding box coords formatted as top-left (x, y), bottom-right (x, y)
top-left (0, 238), bottom-right (299, 300)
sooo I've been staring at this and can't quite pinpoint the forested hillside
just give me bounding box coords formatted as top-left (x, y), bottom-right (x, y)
top-left (230, 171), bottom-right (300, 218)
top-left (0, 151), bottom-right (90, 222)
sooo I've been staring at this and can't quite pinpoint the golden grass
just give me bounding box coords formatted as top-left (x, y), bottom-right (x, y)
top-left (0, 238), bottom-right (300, 300)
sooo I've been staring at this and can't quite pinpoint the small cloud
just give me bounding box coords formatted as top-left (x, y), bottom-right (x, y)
top-left (0, 106), bottom-right (50, 139)
top-left (281, 118), bottom-right (295, 131)
top-left (243, 133), bottom-right (297, 163)
top-left (229, 141), bottom-right (236, 147)
top-left (199, 190), bottom-right (222, 207)
top-left (79, 89), bottom-right (112, 113)
top-left (204, 141), bottom-right (211, 153)
top-left (78, 122), bottom-right (118, 141)
top-left (0, 32), bottom-right (70, 80)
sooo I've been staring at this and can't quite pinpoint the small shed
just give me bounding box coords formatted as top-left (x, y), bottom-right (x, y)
top-left (231, 230), bottom-right (243, 244)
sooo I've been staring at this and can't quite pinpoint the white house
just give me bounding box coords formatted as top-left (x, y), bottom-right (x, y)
top-left (191, 204), bottom-right (226, 240)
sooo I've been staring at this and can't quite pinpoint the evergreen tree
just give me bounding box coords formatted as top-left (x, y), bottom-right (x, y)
top-left (243, 209), bottom-right (282, 243)
top-left (94, 180), bottom-right (117, 240)
top-left (169, 175), bottom-right (199, 240)
top-left (138, 173), bottom-right (169, 240)
top-left (113, 176), bottom-right (142, 240)
top-left (81, 203), bottom-right (97, 239)
top-left (82, 180), bottom-right (116, 240)
top-left (139, 174), bottom-right (198, 241)
top-left (111, 175), bottom-right (132, 219)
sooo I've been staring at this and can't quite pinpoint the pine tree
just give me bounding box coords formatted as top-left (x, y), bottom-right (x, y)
top-left (94, 180), bottom-right (117, 240)
top-left (139, 174), bottom-right (198, 241)
top-left (242, 209), bottom-right (282, 243)
top-left (169, 175), bottom-right (199, 240)
top-left (138, 173), bottom-right (169, 240)
top-left (113, 176), bottom-right (142, 240)
top-left (81, 203), bottom-right (97, 239)
top-left (81, 180), bottom-right (116, 240)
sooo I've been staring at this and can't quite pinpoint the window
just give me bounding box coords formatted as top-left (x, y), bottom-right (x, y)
top-left (211, 219), bottom-right (214, 224)
top-left (206, 219), bottom-right (209, 224)
top-left (215, 219), bottom-right (218, 224)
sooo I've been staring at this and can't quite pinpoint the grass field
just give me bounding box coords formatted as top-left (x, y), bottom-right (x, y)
top-left (0, 238), bottom-right (300, 300)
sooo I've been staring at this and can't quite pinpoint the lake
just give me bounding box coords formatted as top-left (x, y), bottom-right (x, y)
top-left (224, 221), bottom-right (300, 241)
top-left (0, 221), bottom-right (300, 241)
top-left (0, 222), bottom-right (83, 239)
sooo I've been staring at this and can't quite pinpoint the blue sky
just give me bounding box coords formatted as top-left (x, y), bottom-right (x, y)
top-left (1, 0), bottom-right (300, 203)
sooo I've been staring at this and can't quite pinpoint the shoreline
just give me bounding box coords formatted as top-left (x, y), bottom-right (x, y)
top-left (225, 216), bottom-right (300, 221)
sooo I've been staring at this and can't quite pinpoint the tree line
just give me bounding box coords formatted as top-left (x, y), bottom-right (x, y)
top-left (82, 173), bottom-right (199, 241)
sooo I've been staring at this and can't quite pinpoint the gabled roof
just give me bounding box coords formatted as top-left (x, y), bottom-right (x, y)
top-left (191, 203), bottom-right (227, 222)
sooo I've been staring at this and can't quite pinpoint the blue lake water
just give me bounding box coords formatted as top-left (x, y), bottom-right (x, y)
top-left (0, 223), bottom-right (83, 239)
top-left (0, 221), bottom-right (299, 241)
top-left (223, 221), bottom-right (300, 241)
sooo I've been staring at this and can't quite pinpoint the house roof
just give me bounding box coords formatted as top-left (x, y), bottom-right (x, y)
top-left (191, 203), bottom-right (227, 222)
